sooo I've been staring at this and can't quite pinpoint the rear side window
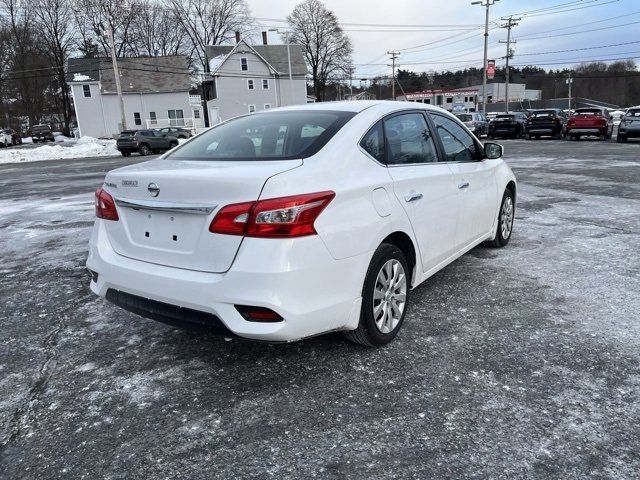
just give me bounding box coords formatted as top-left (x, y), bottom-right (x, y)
top-left (431, 114), bottom-right (480, 162)
top-left (360, 121), bottom-right (385, 163)
top-left (383, 113), bottom-right (438, 165)
top-left (167, 111), bottom-right (355, 161)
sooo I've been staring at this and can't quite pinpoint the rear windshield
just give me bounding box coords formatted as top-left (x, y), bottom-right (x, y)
top-left (574, 109), bottom-right (602, 116)
top-left (531, 110), bottom-right (556, 117)
top-left (626, 110), bottom-right (640, 117)
top-left (456, 114), bottom-right (473, 122)
top-left (167, 111), bottom-right (356, 161)
top-left (32, 125), bottom-right (51, 132)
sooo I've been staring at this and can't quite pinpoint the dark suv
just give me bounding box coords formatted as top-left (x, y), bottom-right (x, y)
top-left (117, 130), bottom-right (179, 157)
top-left (32, 124), bottom-right (55, 143)
top-left (525, 109), bottom-right (566, 140)
top-left (488, 112), bottom-right (528, 139)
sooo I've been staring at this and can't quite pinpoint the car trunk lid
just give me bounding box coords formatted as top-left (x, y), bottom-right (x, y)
top-left (102, 158), bottom-right (302, 272)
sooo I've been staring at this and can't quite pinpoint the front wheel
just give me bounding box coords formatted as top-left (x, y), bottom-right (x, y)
top-left (485, 188), bottom-right (514, 248)
top-left (139, 144), bottom-right (151, 156)
top-left (345, 243), bottom-right (409, 347)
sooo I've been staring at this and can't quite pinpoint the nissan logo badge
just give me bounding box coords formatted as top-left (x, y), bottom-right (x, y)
top-left (148, 182), bottom-right (160, 197)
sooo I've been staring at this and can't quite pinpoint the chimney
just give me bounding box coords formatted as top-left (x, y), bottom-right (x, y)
top-left (262, 31), bottom-right (268, 45)
top-left (235, 31), bottom-right (241, 43)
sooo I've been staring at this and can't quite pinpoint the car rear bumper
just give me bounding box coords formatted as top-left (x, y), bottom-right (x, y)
top-left (567, 128), bottom-right (604, 135)
top-left (86, 220), bottom-right (367, 342)
top-left (526, 126), bottom-right (562, 134)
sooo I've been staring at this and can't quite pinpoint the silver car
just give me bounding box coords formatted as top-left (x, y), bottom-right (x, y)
top-left (617, 107), bottom-right (640, 143)
top-left (455, 112), bottom-right (489, 137)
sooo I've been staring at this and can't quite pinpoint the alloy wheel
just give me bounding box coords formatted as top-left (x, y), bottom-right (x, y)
top-left (501, 196), bottom-right (514, 240)
top-left (372, 259), bottom-right (407, 334)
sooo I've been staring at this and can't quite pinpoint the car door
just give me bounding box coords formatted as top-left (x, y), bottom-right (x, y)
top-left (382, 111), bottom-right (461, 273)
top-left (429, 113), bottom-right (499, 248)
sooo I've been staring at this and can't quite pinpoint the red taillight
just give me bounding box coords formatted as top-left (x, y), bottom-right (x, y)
top-left (95, 187), bottom-right (119, 221)
top-left (209, 191), bottom-right (335, 238)
top-left (235, 305), bottom-right (282, 322)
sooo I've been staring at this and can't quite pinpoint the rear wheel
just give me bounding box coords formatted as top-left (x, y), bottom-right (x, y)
top-left (139, 144), bottom-right (151, 156)
top-left (485, 188), bottom-right (514, 248)
top-left (345, 243), bottom-right (409, 347)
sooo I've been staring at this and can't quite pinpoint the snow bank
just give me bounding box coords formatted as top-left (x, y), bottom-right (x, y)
top-left (0, 137), bottom-right (119, 164)
top-left (73, 73), bottom-right (91, 81)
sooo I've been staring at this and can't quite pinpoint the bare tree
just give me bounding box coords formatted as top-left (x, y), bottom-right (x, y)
top-left (129, 0), bottom-right (188, 57)
top-left (287, 0), bottom-right (353, 101)
top-left (32, 0), bottom-right (78, 132)
top-left (164, 0), bottom-right (252, 72)
top-left (71, 0), bottom-right (139, 57)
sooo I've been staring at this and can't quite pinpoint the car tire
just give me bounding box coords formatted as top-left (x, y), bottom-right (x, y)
top-left (139, 144), bottom-right (151, 156)
top-left (121, 151), bottom-right (131, 157)
top-left (345, 243), bottom-right (410, 347)
top-left (484, 188), bottom-right (515, 248)
top-left (169, 141), bottom-right (178, 149)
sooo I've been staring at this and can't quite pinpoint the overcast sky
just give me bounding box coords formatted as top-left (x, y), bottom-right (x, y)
top-left (247, 0), bottom-right (638, 79)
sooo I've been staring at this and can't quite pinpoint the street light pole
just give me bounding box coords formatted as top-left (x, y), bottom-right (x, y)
top-left (269, 29), bottom-right (294, 104)
top-left (472, 0), bottom-right (499, 115)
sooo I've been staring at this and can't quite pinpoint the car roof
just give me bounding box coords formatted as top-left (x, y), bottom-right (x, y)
top-left (267, 100), bottom-right (452, 116)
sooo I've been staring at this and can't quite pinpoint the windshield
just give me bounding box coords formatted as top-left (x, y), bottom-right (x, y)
top-left (531, 110), bottom-right (556, 117)
top-left (574, 109), bottom-right (602, 116)
top-left (168, 110), bottom-right (355, 161)
top-left (456, 114), bottom-right (473, 122)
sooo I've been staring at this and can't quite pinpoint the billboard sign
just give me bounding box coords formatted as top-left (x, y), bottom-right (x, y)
top-left (487, 60), bottom-right (496, 80)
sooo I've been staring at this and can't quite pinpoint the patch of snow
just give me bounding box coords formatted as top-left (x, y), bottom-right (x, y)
top-left (0, 137), bottom-right (119, 164)
top-left (72, 73), bottom-right (91, 82)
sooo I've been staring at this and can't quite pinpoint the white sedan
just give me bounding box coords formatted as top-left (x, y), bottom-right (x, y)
top-left (88, 101), bottom-right (516, 346)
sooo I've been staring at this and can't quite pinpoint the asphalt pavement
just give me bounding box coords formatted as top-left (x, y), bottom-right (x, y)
top-left (1, 139), bottom-right (639, 479)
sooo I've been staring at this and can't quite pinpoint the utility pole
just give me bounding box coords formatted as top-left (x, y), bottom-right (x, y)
top-left (103, 24), bottom-right (127, 132)
top-left (566, 77), bottom-right (573, 112)
top-left (269, 29), bottom-right (294, 103)
top-left (472, 0), bottom-right (499, 114)
top-left (499, 16), bottom-right (520, 113)
top-left (387, 50), bottom-right (400, 100)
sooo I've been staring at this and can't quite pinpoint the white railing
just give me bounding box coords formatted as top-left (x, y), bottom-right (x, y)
top-left (146, 117), bottom-right (205, 133)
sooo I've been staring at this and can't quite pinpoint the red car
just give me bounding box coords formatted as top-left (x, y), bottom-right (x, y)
top-left (566, 108), bottom-right (613, 141)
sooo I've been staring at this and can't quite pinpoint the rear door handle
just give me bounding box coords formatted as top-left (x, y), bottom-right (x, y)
top-left (458, 181), bottom-right (470, 189)
top-left (404, 192), bottom-right (423, 202)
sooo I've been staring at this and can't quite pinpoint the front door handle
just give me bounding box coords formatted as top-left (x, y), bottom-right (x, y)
top-left (404, 192), bottom-right (423, 202)
top-left (458, 181), bottom-right (470, 189)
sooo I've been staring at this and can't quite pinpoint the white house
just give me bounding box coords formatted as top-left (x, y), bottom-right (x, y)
top-left (204, 37), bottom-right (308, 123)
top-left (67, 56), bottom-right (203, 138)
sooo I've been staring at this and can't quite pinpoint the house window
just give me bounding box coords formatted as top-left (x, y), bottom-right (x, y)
top-left (82, 85), bottom-right (91, 98)
top-left (134, 112), bottom-right (141, 126)
top-left (194, 109), bottom-right (200, 119)
top-left (241, 58), bottom-right (248, 71)
top-left (248, 104), bottom-right (256, 113)
top-left (149, 111), bottom-right (157, 125)
top-left (168, 109), bottom-right (184, 126)
top-left (446, 97), bottom-right (453, 104)
top-left (424, 98), bottom-right (431, 104)
top-left (262, 79), bottom-right (269, 90)
top-left (264, 104), bottom-right (271, 110)
top-left (247, 79), bottom-right (254, 90)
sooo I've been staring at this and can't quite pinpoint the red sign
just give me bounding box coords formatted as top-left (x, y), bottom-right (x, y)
top-left (487, 60), bottom-right (496, 80)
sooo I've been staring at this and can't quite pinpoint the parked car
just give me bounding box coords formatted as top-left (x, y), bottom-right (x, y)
top-left (525, 109), bottom-right (566, 140)
top-left (88, 102), bottom-right (516, 346)
top-left (0, 131), bottom-right (13, 147)
top-left (3, 128), bottom-right (22, 145)
top-left (488, 112), bottom-right (527, 139)
top-left (31, 124), bottom-right (55, 143)
top-left (617, 107), bottom-right (640, 143)
top-left (565, 107), bottom-right (613, 141)
top-left (116, 130), bottom-right (180, 156)
top-left (156, 127), bottom-right (192, 139)
top-left (455, 112), bottom-right (489, 137)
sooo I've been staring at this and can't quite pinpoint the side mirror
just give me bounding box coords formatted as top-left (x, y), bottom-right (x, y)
top-left (484, 142), bottom-right (503, 160)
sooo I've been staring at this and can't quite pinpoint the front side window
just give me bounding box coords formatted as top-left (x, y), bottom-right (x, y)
top-left (166, 110), bottom-right (355, 161)
top-left (82, 84), bottom-right (91, 98)
top-left (383, 113), bottom-right (438, 165)
top-left (240, 58), bottom-right (248, 71)
top-left (360, 121), bottom-right (385, 163)
top-left (430, 114), bottom-right (480, 162)
top-left (247, 79), bottom-right (254, 90)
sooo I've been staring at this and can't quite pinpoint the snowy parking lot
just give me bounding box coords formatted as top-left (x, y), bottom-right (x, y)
top-left (1, 140), bottom-right (639, 478)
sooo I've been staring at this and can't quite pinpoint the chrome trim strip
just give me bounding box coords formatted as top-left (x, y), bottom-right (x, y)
top-left (115, 197), bottom-right (217, 215)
